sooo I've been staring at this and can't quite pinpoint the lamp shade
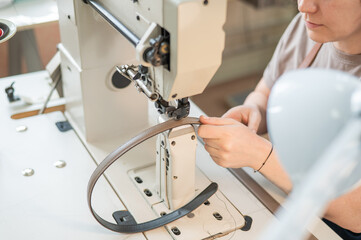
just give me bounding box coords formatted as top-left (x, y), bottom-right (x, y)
top-left (0, 19), bottom-right (16, 44)
top-left (0, 0), bottom-right (13, 9)
top-left (267, 69), bottom-right (360, 185)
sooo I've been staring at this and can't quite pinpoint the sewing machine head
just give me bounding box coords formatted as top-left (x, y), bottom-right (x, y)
top-left (107, 0), bottom-right (227, 120)
top-left (58, 0), bottom-right (227, 141)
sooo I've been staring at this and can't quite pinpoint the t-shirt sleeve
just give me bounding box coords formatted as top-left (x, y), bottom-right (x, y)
top-left (263, 13), bottom-right (308, 89)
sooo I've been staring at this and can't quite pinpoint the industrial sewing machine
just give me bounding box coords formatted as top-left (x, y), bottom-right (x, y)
top-left (57, 0), bottom-right (251, 238)
top-left (0, 1), bottom-right (343, 239)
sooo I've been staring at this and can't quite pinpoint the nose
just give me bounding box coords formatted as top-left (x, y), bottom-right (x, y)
top-left (298, 0), bottom-right (317, 14)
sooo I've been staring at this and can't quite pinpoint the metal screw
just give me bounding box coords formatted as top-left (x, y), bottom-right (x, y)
top-left (173, 176), bottom-right (178, 180)
top-left (144, 189), bottom-right (152, 197)
top-left (16, 125), bottom-right (27, 132)
top-left (203, 0), bottom-right (208, 5)
top-left (191, 135), bottom-right (196, 140)
top-left (213, 212), bottom-right (223, 221)
top-left (22, 168), bottom-right (34, 177)
top-left (187, 213), bottom-right (195, 218)
top-left (135, 176), bottom-right (143, 183)
top-left (172, 94), bottom-right (177, 98)
top-left (134, 176), bottom-right (143, 183)
top-left (171, 227), bottom-right (181, 235)
top-left (54, 160), bottom-right (66, 168)
top-left (160, 212), bottom-right (166, 216)
top-left (136, 15), bottom-right (140, 21)
top-left (204, 200), bottom-right (210, 206)
top-left (171, 141), bottom-right (176, 146)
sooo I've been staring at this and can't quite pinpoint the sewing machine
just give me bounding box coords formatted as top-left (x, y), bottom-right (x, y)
top-left (0, 1), bottom-right (342, 239)
top-left (57, 0), bottom-right (251, 237)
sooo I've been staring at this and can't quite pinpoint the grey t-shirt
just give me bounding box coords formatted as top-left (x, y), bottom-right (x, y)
top-left (263, 13), bottom-right (361, 88)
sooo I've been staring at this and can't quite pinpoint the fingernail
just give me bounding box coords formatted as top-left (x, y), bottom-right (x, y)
top-left (252, 129), bottom-right (256, 133)
top-left (202, 115), bottom-right (209, 119)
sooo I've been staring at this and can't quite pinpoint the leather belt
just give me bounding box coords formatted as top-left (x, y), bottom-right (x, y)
top-left (87, 117), bottom-right (218, 233)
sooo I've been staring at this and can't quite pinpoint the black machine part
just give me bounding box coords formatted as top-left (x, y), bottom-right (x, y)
top-left (5, 82), bottom-right (20, 103)
top-left (143, 35), bottom-right (170, 67)
top-left (155, 97), bottom-right (190, 120)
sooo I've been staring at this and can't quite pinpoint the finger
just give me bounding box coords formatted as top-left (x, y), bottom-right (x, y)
top-left (200, 115), bottom-right (239, 126)
top-left (207, 154), bottom-right (229, 168)
top-left (222, 108), bottom-right (243, 122)
top-left (203, 139), bottom-right (220, 150)
top-left (204, 143), bottom-right (221, 158)
top-left (198, 124), bottom-right (229, 139)
top-left (209, 155), bottom-right (223, 166)
top-left (239, 112), bottom-right (247, 125)
top-left (247, 110), bottom-right (261, 133)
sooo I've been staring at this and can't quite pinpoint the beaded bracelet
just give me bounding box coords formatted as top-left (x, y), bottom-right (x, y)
top-left (254, 144), bottom-right (273, 173)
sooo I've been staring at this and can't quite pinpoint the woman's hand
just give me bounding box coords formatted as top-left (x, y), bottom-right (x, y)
top-left (198, 115), bottom-right (272, 169)
top-left (223, 79), bottom-right (271, 134)
top-left (222, 105), bottom-right (262, 133)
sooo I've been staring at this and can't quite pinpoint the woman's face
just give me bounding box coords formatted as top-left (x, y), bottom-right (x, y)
top-left (298, 0), bottom-right (361, 45)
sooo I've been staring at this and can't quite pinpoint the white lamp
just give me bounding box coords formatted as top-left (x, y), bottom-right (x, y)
top-left (0, 0), bottom-right (13, 9)
top-left (261, 69), bottom-right (361, 240)
top-left (0, 19), bottom-right (16, 44)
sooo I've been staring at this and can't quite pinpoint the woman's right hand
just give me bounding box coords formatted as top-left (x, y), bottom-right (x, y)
top-left (222, 104), bottom-right (262, 133)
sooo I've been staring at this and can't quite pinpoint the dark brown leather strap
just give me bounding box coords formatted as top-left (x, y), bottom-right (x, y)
top-left (87, 117), bottom-right (218, 233)
top-left (298, 43), bottom-right (323, 69)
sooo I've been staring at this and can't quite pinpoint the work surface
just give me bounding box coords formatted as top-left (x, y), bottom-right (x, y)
top-left (0, 71), bottom-right (340, 239)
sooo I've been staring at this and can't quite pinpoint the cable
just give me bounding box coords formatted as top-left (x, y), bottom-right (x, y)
top-left (38, 72), bottom-right (61, 114)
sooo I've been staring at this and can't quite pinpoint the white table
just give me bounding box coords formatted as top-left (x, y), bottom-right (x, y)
top-left (0, 71), bottom-right (341, 240)
top-left (0, 0), bottom-right (58, 75)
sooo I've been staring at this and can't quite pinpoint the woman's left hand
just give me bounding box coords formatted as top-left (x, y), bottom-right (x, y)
top-left (198, 115), bottom-right (272, 169)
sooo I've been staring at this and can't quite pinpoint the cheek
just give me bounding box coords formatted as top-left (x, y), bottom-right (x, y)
top-left (323, 2), bottom-right (361, 36)
top-left (330, 15), bottom-right (361, 40)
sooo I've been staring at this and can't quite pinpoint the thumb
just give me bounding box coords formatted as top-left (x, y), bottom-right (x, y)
top-left (247, 111), bottom-right (261, 133)
top-left (200, 115), bottom-right (239, 126)
top-left (222, 107), bottom-right (243, 122)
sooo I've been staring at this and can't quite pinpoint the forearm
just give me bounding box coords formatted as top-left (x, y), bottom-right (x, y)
top-left (323, 185), bottom-right (361, 233)
top-left (259, 154), bottom-right (361, 233)
top-left (250, 137), bottom-right (293, 193)
top-left (258, 139), bottom-right (361, 232)
top-left (259, 152), bottom-right (293, 193)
